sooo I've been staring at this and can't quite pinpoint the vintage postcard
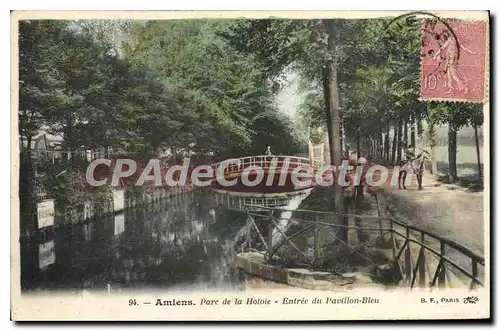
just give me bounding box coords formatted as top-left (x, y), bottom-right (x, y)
top-left (11, 10), bottom-right (490, 321)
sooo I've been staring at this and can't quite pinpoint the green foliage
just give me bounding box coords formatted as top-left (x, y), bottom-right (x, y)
top-left (44, 162), bottom-right (111, 210)
top-left (20, 17), bottom-right (484, 197)
top-left (309, 128), bottom-right (325, 145)
top-left (297, 87), bottom-right (324, 129)
top-left (428, 102), bottom-right (483, 130)
top-left (19, 19), bottom-right (302, 160)
top-left (119, 19), bottom-right (302, 156)
top-left (19, 19), bottom-right (308, 213)
top-left (19, 20), bottom-right (67, 150)
top-left (221, 18), bottom-right (427, 146)
top-left (425, 119), bottom-right (437, 147)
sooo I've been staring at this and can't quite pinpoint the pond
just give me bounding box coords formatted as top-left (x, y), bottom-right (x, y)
top-left (20, 190), bottom-right (310, 293)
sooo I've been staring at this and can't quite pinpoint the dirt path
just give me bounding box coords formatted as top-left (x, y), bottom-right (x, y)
top-left (381, 172), bottom-right (485, 257)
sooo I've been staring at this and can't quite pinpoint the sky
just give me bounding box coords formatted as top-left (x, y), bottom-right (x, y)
top-left (276, 71), bottom-right (302, 121)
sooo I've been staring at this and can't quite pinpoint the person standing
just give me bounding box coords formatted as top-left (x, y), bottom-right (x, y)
top-left (398, 158), bottom-right (412, 189)
top-left (264, 146), bottom-right (272, 169)
top-left (358, 154), bottom-right (367, 166)
top-left (412, 153), bottom-right (426, 190)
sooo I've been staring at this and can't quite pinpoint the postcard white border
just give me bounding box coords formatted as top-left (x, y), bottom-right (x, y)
top-left (10, 10), bottom-right (490, 321)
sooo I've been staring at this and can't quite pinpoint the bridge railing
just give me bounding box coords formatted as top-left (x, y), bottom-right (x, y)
top-left (211, 194), bottom-right (291, 211)
top-left (241, 206), bottom-right (485, 290)
top-left (210, 155), bottom-right (313, 176)
top-left (388, 217), bottom-right (485, 289)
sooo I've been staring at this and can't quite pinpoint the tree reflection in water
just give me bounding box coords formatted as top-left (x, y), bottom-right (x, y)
top-left (21, 192), bottom-right (248, 293)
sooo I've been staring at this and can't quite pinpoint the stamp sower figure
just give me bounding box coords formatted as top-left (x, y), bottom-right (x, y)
top-left (432, 30), bottom-right (477, 94)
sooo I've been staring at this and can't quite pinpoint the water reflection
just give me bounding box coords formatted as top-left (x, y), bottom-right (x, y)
top-left (21, 192), bottom-right (249, 293)
top-left (272, 189), bottom-right (312, 244)
top-left (113, 213), bottom-right (125, 236)
top-left (21, 190), bottom-right (312, 293)
top-left (38, 239), bottom-right (56, 270)
top-left (83, 223), bottom-right (93, 242)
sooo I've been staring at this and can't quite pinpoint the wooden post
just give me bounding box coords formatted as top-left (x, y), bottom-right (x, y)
top-left (347, 215), bottom-right (359, 247)
top-left (375, 190), bottom-right (387, 239)
top-left (438, 242), bottom-right (446, 287)
top-left (267, 214), bottom-right (273, 259)
top-left (471, 260), bottom-right (478, 289)
top-left (419, 232), bottom-right (426, 286)
top-left (404, 227), bottom-right (411, 283)
top-left (355, 127), bottom-right (359, 158)
top-left (246, 210), bottom-right (251, 252)
top-left (390, 220), bottom-right (396, 260)
top-left (474, 123), bottom-right (482, 182)
top-left (313, 215), bottom-right (318, 269)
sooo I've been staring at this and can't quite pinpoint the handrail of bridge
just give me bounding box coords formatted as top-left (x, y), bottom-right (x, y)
top-left (136, 155), bottom-right (315, 190)
top-left (212, 194), bottom-right (291, 211)
top-left (210, 155), bottom-right (314, 174)
top-left (242, 206), bottom-right (485, 289)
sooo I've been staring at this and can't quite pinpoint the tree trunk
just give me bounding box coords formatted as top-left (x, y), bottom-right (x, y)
top-left (396, 119), bottom-right (403, 163)
top-left (372, 136), bottom-right (376, 157)
top-left (327, 60), bottom-right (344, 210)
top-left (410, 115), bottom-right (416, 153)
top-left (340, 120), bottom-right (346, 154)
top-left (474, 124), bottom-right (482, 182)
top-left (378, 129), bottom-right (383, 158)
top-left (321, 67), bottom-right (334, 166)
top-left (391, 125), bottom-right (397, 164)
top-left (26, 135), bottom-right (32, 158)
top-left (324, 20), bottom-right (346, 240)
top-left (417, 111), bottom-right (423, 137)
top-left (65, 110), bottom-right (74, 162)
top-left (403, 118), bottom-right (408, 151)
top-left (171, 145), bottom-right (177, 163)
top-left (428, 122), bottom-right (438, 177)
top-left (20, 151), bottom-right (37, 234)
top-left (448, 125), bottom-right (458, 183)
top-left (431, 145), bottom-right (438, 176)
top-left (384, 125), bottom-right (390, 161)
top-left (356, 128), bottom-right (360, 160)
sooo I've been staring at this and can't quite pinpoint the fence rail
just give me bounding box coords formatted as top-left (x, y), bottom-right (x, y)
top-left (210, 155), bottom-right (314, 175)
top-left (212, 194), bottom-right (292, 211)
top-left (241, 205), bottom-right (485, 289)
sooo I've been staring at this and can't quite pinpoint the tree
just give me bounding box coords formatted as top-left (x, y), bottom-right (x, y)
top-left (19, 20), bottom-right (70, 231)
top-left (470, 105), bottom-right (484, 182)
top-left (220, 19), bottom-right (380, 242)
top-left (19, 20), bottom-right (68, 155)
top-left (428, 102), bottom-right (481, 183)
top-left (20, 18), bottom-right (304, 165)
top-left (425, 112), bottom-right (439, 177)
top-left (121, 20), bottom-right (301, 158)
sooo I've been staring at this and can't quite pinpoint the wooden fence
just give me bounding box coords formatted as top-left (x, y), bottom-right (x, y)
top-left (241, 206), bottom-right (485, 289)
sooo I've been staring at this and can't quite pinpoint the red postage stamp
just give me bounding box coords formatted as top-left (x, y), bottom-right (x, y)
top-left (420, 20), bottom-right (488, 102)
